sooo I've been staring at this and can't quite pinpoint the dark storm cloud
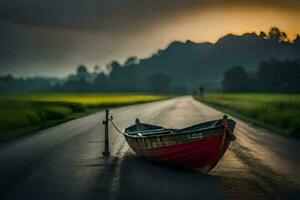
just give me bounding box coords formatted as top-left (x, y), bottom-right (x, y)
top-left (0, 0), bottom-right (299, 32)
top-left (0, 0), bottom-right (206, 32)
top-left (0, 21), bottom-right (117, 76)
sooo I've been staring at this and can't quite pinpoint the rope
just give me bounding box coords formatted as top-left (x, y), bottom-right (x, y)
top-left (109, 118), bottom-right (125, 134)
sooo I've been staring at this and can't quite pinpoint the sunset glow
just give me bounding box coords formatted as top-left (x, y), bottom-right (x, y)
top-left (0, 1), bottom-right (299, 76)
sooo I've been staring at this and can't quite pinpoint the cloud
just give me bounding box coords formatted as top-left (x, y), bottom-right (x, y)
top-left (0, 0), bottom-right (299, 77)
top-left (0, 21), bottom-right (119, 76)
top-left (0, 0), bottom-right (299, 33)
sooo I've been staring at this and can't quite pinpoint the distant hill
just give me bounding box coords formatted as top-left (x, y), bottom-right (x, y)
top-left (1, 29), bottom-right (300, 93)
top-left (109, 32), bottom-right (300, 92)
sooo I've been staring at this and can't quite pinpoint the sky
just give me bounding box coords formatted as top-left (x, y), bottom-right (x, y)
top-left (0, 0), bottom-right (300, 77)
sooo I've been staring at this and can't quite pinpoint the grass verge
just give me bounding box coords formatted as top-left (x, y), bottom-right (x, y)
top-left (0, 93), bottom-right (168, 142)
top-left (194, 93), bottom-right (300, 138)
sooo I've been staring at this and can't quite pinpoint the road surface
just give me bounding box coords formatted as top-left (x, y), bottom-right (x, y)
top-left (0, 96), bottom-right (300, 200)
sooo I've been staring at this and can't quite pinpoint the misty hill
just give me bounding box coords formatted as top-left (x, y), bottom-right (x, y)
top-left (1, 28), bottom-right (300, 93)
top-left (108, 31), bottom-right (300, 92)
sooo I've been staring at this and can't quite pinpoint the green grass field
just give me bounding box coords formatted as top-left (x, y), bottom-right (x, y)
top-left (0, 93), bottom-right (167, 142)
top-left (195, 93), bottom-right (300, 137)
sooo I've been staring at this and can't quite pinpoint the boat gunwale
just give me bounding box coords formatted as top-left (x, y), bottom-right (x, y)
top-left (123, 120), bottom-right (235, 139)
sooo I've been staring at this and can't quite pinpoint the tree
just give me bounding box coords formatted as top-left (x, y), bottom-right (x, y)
top-left (94, 65), bottom-right (100, 73)
top-left (124, 56), bottom-right (139, 66)
top-left (199, 86), bottom-right (204, 97)
top-left (257, 59), bottom-right (300, 92)
top-left (268, 27), bottom-right (289, 43)
top-left (293, 34), bottom-right (300, 44)
top-left (259, 31), bottom-right (267, 39)
top-left (1, 74), bottom-right (14, 82)
top-left (106, 60), bottom-right (121, 73)
top-left (77, 65), bottom-right (88, 78)
top-left (222, 66), bottom-right (255, 92)
top-left (149, 73), bottom-right (172, 93)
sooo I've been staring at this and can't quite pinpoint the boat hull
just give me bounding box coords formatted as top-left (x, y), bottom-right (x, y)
top-left (124, 123), bottom-right (234, 173)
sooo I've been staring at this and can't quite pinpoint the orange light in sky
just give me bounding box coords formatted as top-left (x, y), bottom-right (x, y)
top-left (121, 5), bottom-right (299, 64)
top-left (154, 5), bottom-right (300, 43)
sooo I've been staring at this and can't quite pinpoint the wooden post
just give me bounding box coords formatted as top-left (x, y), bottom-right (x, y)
top-left (223, 114), bottom-right (228, 126)
top-left (102, 108), bottom-right (110, 157)
top-left (199, 86), bottom-right (204, 98)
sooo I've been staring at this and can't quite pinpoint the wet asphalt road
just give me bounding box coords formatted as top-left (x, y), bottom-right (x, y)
top-left (0, 96), bottom-right (300, 200)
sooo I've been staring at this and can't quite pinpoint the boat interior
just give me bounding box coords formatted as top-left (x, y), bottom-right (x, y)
top-left (124, 118), bottom-right (224, 136)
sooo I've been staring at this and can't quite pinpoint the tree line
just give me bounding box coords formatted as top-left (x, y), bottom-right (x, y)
top-left (2, 58), bottom-right (300, 94)
top-left (0, 63), bottom-right (178, 94)
top-left (222, 59), bottom-right (300, 93)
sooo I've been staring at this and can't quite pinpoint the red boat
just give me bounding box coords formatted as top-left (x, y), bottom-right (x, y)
top-left (123, 115), bottom-right (236, 173)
